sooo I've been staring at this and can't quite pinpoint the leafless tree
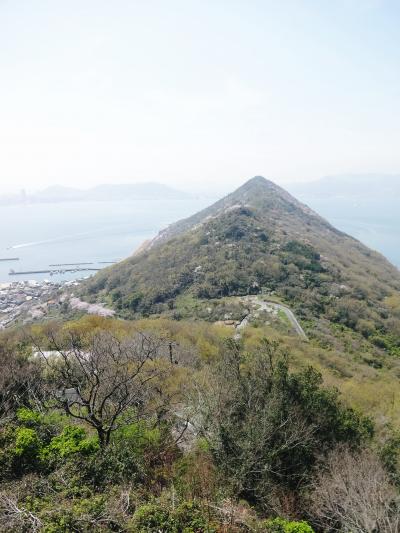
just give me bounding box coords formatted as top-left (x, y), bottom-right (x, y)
top-left (310, 445), bottom-right (400, 533)
top-left (33, 328), bottom-right (175, 447)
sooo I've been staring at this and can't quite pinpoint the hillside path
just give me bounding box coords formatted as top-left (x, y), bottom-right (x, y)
top-left (236, 296), bottom-right (308, 341)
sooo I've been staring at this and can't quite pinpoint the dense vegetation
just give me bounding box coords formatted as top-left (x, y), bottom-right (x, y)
top-left (83, 177), bottom-right (400, 361)
top-left (1, 316), bottom-right (399, 532)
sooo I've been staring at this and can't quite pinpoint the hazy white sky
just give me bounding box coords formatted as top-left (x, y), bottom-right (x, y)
top-left (1, 0), bottom-right (399, 193)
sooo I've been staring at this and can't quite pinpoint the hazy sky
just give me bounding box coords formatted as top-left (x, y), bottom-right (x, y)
top-left (1, 0), bottom-right (399, 193)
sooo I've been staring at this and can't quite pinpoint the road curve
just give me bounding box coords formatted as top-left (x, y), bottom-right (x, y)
top-left (236, 296), bottom-right (308, 341)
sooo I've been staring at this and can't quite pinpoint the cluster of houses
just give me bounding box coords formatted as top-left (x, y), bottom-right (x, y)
top-left (0, 279), bottom-right (76, 329)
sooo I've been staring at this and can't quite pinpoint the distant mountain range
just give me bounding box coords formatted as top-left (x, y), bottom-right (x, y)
top-left (0, 182), bottom-right (191, 205)
top-left (3, 174), bottom-right (399, 205)
top-left (287, 174), bottom-right (400, 198)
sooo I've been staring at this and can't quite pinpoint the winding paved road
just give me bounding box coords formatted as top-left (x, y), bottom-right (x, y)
top-left (235, 296), bottom-right (308, 341)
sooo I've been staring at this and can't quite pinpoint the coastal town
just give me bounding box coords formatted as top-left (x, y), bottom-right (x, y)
top-left (0, 279), bottom-right (75, 329)
top-left (0, 278), bottom-right (115, 329)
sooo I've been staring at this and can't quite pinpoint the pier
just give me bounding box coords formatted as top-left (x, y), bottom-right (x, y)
top-left (49, 262), bottom-right (94, 266)
top-left (0, 258), bottom-right (20, 262)
top-left (9, 267), bottom-right (100, 276)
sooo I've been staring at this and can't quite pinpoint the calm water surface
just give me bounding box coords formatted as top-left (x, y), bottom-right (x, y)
top-left (298, 195), bottom-right (400, 269)
top-left (0, 198), bottom-right (211, 282)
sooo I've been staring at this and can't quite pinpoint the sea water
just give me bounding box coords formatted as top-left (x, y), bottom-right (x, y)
top-left (0, 197), bottom-right (212, 282)
top-left (298, 195), bottom-right (400, 269)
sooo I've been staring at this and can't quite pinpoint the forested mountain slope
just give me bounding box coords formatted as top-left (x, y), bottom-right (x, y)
top-left (83, 177), bottom-right (400, 349)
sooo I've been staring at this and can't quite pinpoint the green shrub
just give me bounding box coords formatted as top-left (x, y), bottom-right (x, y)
top-left (264, 517), bottom-right (315, 533)
top-left (9, 426), bottom-right (43, 475)
top-left (3, 413), bottom-right (99, 477)
top-left (129, 503), bottom-right (171, 532)
top-left (41, 425), bottom-right (99, 463)
top-left (68, 426), bottom-right (157, 488)
top-left (113, 420), bottom-right (162, 452)
top-left (14, 427), bottom-right (41, 459)
top-left (16, 407), bottom-right (42, 426)
top-left (16, 408), bottom-right (71, 439)
top-left (173, 500), bottom-right (211, 532)
top-left (129, 500), bottom-right (213, 533)
top-left (33, 495), bottom-right (110, 532)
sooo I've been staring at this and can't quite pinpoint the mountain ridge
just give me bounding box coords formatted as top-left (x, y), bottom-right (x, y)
top-left (83, 176), bottom-right (400, 359)
top-left (0, 182), bottom-right (190, 206)
top-left (140, 176), bottom-right (347, 254)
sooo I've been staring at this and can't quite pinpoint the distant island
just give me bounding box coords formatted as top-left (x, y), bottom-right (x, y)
top-left (287, 173), bottom-right (400, 198)
top-left (0, 182), bottom-right (192, 206)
